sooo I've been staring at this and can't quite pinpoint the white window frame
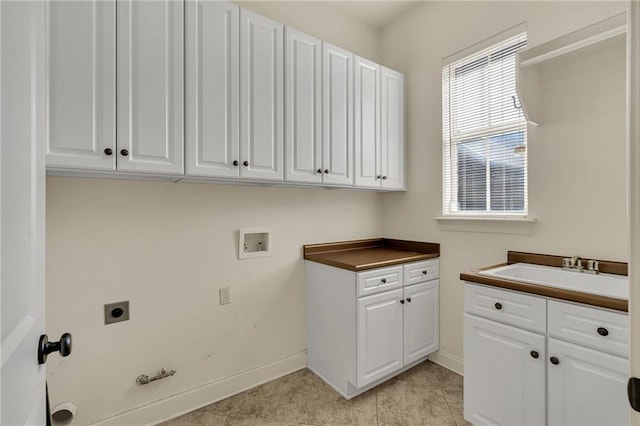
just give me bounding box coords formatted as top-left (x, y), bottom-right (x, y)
top-left (442, 29), bottom-right (528, 218)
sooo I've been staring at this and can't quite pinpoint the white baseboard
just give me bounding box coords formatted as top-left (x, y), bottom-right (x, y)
top-left (428, 350), bottom-right (463, 376)
top-left (90, 352), bottom-right (307, 426)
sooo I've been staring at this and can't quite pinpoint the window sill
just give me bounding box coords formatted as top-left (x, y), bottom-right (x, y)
top-left (433, 215), bottom-right (537, 235)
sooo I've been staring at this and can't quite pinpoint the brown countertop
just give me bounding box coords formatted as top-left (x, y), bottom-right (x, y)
top-left (304, 238), bottom-right (440, 271)
top-left (461, 251), bottom-right (628, 312)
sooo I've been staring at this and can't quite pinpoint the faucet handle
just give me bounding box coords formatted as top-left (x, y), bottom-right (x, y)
top-left (562, 257), bottom-right (572, 268)
top-left (587, 260), bottom-right (599, 273)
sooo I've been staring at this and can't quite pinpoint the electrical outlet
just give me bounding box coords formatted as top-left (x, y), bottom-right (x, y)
top-left (219, 287), bottom-right (231, 305)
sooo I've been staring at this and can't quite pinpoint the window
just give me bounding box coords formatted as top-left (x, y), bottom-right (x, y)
top-left (442, 32), bottom-right (528, 216)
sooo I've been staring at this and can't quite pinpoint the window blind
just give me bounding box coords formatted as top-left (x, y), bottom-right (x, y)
top-left (442, 32), bottom-right (528, 216)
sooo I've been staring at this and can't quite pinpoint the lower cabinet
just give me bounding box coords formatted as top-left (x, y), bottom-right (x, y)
top-left (463, 283), bottom-right (629, 426)
top-left (306, 259), bottom-right (439, 398)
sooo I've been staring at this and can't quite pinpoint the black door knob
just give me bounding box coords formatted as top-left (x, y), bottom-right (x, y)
top-left (38, 333), bottom-right (72, 365)
top-left (400, 299), bottom-right (405, 304)
top-left (550, 356), bottom-right (560, 365)
top-left (243, 161), bottom-right (249, 167)
top-left (597, 327), bottom-right (609, 336)
top-left (406, 297), bottom-right (412, 303)
top-left (382, 176), bottom-right (388, 180)
top-left (494, 302), bottom-right (502, 310)
top-left (324, 169), bottom-right (329, 174)
top-left (422, 270), bottom-right (427, 275)
top-left (376, 175), bottom-right (382, 179)
top-left (104, 148), bottom-right (113, 156)
top-left (233, 160), bottom-right (239, 166)
top-left (381, 278), bottom-right (387, 283)
top-left (530, 350), bottom-right (539, 359)
top-left (120, 149), bottom-right (129, 156)
top-left (317, 169), bottom-right (322, 173)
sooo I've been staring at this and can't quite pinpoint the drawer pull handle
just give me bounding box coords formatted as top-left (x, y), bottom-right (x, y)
top-left (530, 351), bottom-right (539, 359)
top-left (597, 327), bottom-right (609, 337)
top-left (400, 299), bottom-right (405, 304)
top-left (381, 278), bottom-right (387, 284)
top-left (550, 356), bottom-right (560, 365)
top-left (422, 270), bottom-right (427, 275)
top-left (494, 302), bottom-right (502, 310)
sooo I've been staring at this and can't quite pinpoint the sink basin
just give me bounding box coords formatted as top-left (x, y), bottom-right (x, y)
top-left (478, 263), bottom-right (628, 300)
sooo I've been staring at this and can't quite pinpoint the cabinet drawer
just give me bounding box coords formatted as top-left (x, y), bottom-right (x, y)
top-left (464, 283), bottom-right (546, 334)
top-left (357, 266), bottom-right (402, 297)
top-left (403, 259), bottom-right (439, 286)
top-left (548, 300), bottom-right (628, 358)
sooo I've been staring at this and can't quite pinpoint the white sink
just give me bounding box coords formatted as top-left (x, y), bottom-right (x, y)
top-left (478, 262), bottom-right (628, 300)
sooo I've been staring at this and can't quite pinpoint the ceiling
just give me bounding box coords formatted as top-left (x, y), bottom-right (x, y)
top-left (328, 1), bottom-right (421, 30)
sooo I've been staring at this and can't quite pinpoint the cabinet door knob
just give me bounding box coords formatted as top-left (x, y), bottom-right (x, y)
top-left (550, 356), bottom-right (560, 365)
top-left (317, 169), bottom-right (322, 174)
top-left (406, 297), bottom-right (412, 303)
top-left (381, 278), bottom-right (386, 284)
top-left (243, 160), bottom-right (249, 167)
top-left (400, 299), bottom-right (405, 304)
top-left (376, 175), bottom-right (382, 179)
top-left (382, 175), bottom-right (388, 180)
top-left (233, 160), bottom-right (239, 166)
top-left (530, 350), bottom-right (539, 359)
top-left (104, 148), bottom-right (113, 156)
top-left (597, 327), bottom-right (609, 336)
top-left (494, 302), bottom-right (502, 310)
top-left (324, 169), bottom-right (329, 174)
top-left (422, 270), bottom-right (427, 275)
top-left (120, 149), bottom-right (129, 156)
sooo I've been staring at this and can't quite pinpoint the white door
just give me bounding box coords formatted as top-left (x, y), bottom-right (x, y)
top-left (628, 2), bottom-right (640, 424)
top-left (323, 42), bottom-right (353, 186)
top-left (240, 9), bottom-right (283, 181)
top-left (380, 66), bottom-right (405, 190)
top-left (357, 289), bottom-right (403, 388)
top-left (46, 0), bottom-right (116, 171)
top-left (463, 314), bottom-right (545, 426)
top-left (185, 0), bottom-right (239, 178)
top-left (403, 281), bottom-right (439, 365)
top-left (1, 1), bottom-right (47, 424)
top-left (285, 27), bottom-right (322, 184)
top-left (117, 0), bottom-right (184, 175)
top-left (354, 55), bottom-right (380, 188)
top-left (548, 338), bottom-right (629, 426)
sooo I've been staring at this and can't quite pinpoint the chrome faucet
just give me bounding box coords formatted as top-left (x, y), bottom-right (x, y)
top-left (562, 255), bottom-right (599, 274)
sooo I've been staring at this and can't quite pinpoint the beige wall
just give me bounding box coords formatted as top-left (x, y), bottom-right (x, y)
top-left (45, 3), bottom-right (382, 424)
top-left (380, 1), bottom-right (628, 372)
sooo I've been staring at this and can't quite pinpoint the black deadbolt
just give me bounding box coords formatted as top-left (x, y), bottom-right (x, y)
top-left (495, 302), bottom-right (503, 310)
top-left (597, 327), bottom-right (609, 336)
top-left (111, 308), bottom-right (124, 318)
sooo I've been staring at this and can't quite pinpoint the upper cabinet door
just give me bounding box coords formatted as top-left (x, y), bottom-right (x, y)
top-left (185, 0), bottom-right (239, 178)
top-left (380, 67), bottom-right (405, 190)
top-left (240, 9), bottom-right (284, 181)
top-left (117, 0), bottom-right (184, 175)
top-left (285, 28), bottom-right (322, 184)
top-left (354, 56), bottom-right (380, 188)
top-left (323, 43), bottom-right (354, 186)
top-left (46, 0), bottom-right (115, 171)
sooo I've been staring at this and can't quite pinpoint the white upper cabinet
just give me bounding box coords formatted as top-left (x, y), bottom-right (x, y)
top-left (46, 0), bottom-right (116, 171)
top-left (185, 0), bottom-right (239, 178)
top-left (240, 9), bottom-right (284, 181)
top-left (354, 56), bottom-right (381, 188)
top-left (117, 0), bottom-right (184, 175)
top-left (285, 28), bottom-right (322, 184)
top-left (380, 67), bottom-right (405, 190)
top-left (323, 42), bottom-right (354, 186)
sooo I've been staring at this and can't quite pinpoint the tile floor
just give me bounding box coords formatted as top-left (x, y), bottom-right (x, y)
top-left (162, 361), bottom-right (469, 426)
